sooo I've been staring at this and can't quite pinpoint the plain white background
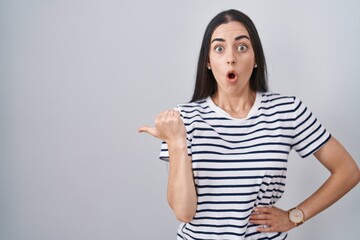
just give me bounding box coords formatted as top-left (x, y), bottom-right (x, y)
top-left (1, 0), bottom-right (359, 239)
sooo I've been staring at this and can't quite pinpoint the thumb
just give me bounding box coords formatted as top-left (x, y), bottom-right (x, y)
top-left (138, 125), bottom-right (158, 138)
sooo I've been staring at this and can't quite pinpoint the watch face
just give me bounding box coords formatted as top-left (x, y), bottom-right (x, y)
top-left (289, 209), bottom-right (304, 223)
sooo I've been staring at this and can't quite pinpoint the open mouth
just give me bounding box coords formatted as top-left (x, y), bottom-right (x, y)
top-left (228, 72), bottom-right (236, 79)
top-left (226, 71), bottom-right (238, 83)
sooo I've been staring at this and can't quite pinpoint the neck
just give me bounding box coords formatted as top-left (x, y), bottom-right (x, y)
top-left (211, 89), bottom-right (256, 119)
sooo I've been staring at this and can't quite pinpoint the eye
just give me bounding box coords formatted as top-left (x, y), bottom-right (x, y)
top-left (237, 44), bottom-right (247, 52)
top-left (214, 45), bottom-right (224, 53)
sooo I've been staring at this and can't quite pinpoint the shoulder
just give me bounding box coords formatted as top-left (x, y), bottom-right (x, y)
top-left (175, 98), bottom-right (210, 115)
top-left (258, 92), bottom-right (300, 111)
top-left (260, 92), bottom-right (296, 103)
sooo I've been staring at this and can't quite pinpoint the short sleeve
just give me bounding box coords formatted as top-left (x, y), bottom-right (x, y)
top-left (291, 97), bottom-right (331, 158)
top-left (159, 106), bottom-right (192, 162)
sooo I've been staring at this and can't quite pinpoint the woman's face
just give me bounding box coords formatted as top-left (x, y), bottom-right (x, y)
top-left (208, 21), bottom-right (256, 96)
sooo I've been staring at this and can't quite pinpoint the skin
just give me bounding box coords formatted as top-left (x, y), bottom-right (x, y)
top-left (139, 21), bottom-right (360, 231)
top-left (208, 21), bottom-right (257, 119)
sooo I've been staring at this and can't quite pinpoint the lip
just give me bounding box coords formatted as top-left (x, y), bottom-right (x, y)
top-left (226, 70), bottom-right (238, 83)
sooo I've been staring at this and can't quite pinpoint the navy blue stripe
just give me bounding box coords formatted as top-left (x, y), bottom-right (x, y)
top-left (181, 109), bottom-right (214, 114)
top-left (262, 93), bottom-right (280, 97)
top-left (245, 230), bottom-right (261, 238)
top-left (184, 226), bottom-right (246, 237)
top-left (197, 199), bottom-right (256, 205)
top-left (258, 195), bottom-right (282, 201)
top-left (180, 224), bottom-right (199, 240)
top-left (189, 221), bottom-right (248, 229)
top-left (196, 181), bottom-right (285, 188)
top-left (192, 150), bottom-right (289, 155)
top-left (197, 191), bottom-right (259, 197)
top-left (193, 167), bottom-right (287, 171)
top-left (183, 107), bottom-right (301, 122)
top-left (248, 108), bottom-right (300, 121)
top-left (193, 134), bottom-right (293, 144)
top-left (187, 126), bottom-right (294, 136)
top-left (264, 181), bottom-right (286, 186)
top-left (192, 142), bottom-right (291, 150)
top-left (302, 133), bottom-right (331, 158)
top-left (258, 232), bottom-right (285, 240)
top-left (196, 183), bottom-right (261, 188)
top-left (182, 229), bottom-right (199, 240)
top-left (258, 101), bottom-right (293, 110)
top-left (259, 188), bottom-right (284, 194)
top-left (197, 206), bottom-right (253, 213)
top-left (180, 101), bottom-right (207, 108)
top-left (245, 230), bottom-right (285, 239)
top-left (293, 100), bottom-right (302, 112)
top-left (193, 215), bottom-right (250, 221)
top-left (246, 229), bottom-right (285, 239)
top-left (194, 174), bottom-right (286, 180)
top-left (185, 118), bottom-right (295, 129)
top-left (183, 115), bottom-right (230, 121)
top-left (261, 96), bottom-right (294, 103)
top-left (293, 106), bottom-right (307, 122)
top-left (192, 158), bottom-right (287, 163)
top-left (177, 233), bottom-right (184, 239)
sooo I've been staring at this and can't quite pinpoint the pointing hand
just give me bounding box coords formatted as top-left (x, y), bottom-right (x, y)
top-left (139, 109), bottom-right (187, 146)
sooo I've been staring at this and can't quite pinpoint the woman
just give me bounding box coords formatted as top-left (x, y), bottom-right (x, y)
top-left (139, 9), bottom-right (360, 239)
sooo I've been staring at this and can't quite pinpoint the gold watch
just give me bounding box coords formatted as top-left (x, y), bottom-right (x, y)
top-left (288, 207), bottom-right (305, 227)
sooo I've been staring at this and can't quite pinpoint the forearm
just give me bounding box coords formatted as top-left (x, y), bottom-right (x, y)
top-left (297, 165), bottom-right (360, 221)
top-left (167, 143), bottom-right (197, 222)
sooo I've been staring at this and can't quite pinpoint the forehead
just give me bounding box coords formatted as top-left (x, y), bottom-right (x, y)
top-left (211, 21), bottom-right (250, 39)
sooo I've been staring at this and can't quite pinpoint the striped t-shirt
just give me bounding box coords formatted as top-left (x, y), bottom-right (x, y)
top-left (160, 92), bottom-right (331, 240)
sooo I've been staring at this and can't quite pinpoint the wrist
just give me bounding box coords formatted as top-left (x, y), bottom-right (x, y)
top-left (288, 207), bottom-right (305, 227)
top-left (166, 139), bottom-right (187, 152)
top-left (167, 139), bottom-right (188, 151)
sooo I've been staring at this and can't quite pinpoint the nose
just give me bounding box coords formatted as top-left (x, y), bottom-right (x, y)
top-left (227, 51), bottom-right (236, 65)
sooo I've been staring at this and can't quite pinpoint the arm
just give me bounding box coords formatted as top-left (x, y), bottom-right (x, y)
top-left (297, 136), bottom-right (360, 221)
top-left (167, 142), bottom-right (197, 222)
top-left (139, 109), bottom-right (197, 222)
top-left (250, 136), bottom-right (360, 232)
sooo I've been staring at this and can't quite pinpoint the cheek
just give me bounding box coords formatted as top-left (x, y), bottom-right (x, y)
top-left (209, 55), bottom-right (224, 73)
top-left (238, 55), bottom-right (255, 70)
top-left (209, 52), bottom-right (221, 66)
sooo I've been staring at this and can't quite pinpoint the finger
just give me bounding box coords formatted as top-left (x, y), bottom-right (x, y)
top-left (158, 110), bottom-right (171, 123)
top-left (162, 110), bottom-right (176, 124)
top-left (174, 110), bottom-right (182, 119)
top-left (138, 126), bottom-right (158, 137)
top-left (250, 213), bottom-right (271, 220)
top-left (249, 219), bottom-right (271, 225)
top-left (166, 109), bottom-right (175, 119)
top-left (254, 206), bottom-right (272, 214)
top-left (257, 225), bottom-right (274, 233)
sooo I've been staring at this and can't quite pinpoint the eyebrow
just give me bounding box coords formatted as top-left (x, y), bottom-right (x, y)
top-left (211, 35), bottom-right (250, 43)
top-left (235, 35), bottom-right (250, 41)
